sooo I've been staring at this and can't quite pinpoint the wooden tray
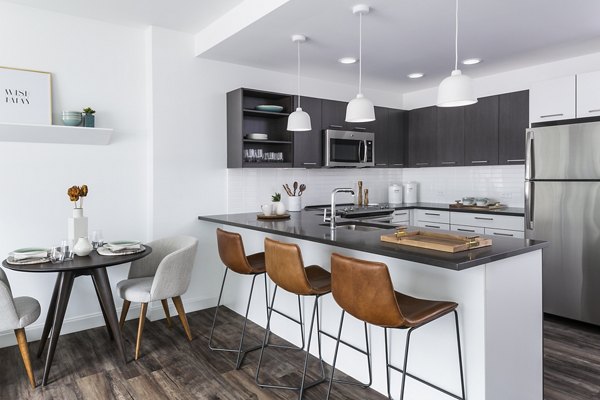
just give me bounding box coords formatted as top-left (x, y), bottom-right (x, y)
top-left (257, 213), bottom-right (290, 220)
top-left (449, 203), bottom-right (505, 211)
top-left (381, 230), bottom-right (492, 253)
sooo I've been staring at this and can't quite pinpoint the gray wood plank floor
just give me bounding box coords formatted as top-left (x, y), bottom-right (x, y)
top-left (0, 307), bottom-right (386, 400)
top-left (2, 309), bottom-right (598, 399)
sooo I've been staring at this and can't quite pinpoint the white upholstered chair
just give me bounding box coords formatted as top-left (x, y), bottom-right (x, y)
top-left (0, 267), bottom-right (40, 388)
top-left (116, 236), bottom-right (198, 360)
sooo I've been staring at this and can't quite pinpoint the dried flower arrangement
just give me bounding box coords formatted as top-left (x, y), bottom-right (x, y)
top-left (67, 184), bottom-right (89, 208)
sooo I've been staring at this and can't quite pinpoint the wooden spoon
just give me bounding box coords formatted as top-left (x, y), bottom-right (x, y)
top-left (293, 181), bottom-right (298, 196)
top-left (298, 184), bottom-right (306, 196)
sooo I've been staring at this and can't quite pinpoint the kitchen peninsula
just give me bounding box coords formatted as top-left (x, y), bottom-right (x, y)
top-left (198, 211), bottom-right (547, 400)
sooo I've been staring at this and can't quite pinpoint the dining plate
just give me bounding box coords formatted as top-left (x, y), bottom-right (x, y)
top-left (255, 105), bottom-right (283, 112)
top-left (107, 240), bottom-right (141, 247)
top-left (246, 133), bottom-right (268, 140)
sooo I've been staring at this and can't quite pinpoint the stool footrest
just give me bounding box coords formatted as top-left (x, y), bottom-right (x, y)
top-left (388, 364), bottom-right (463, 400)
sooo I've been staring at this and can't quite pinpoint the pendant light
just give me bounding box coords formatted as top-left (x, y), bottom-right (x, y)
top-left (437, 0), bottom-right (477, 107)
top-left (346, 4), bottom-right (375, 122)
top-left (287, 34), bottom-right (311, 131)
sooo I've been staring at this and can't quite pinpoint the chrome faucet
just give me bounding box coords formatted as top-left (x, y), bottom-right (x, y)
top-left (325, 188), bottom-right (355, 229)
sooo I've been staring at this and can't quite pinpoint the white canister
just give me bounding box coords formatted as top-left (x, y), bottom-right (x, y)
top-left (388, 184), bottom-right (403, 205)
top-left (403, 182), bottom-right (418, 204)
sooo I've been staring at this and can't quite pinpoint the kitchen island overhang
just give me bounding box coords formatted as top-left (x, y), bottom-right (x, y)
top-left (198, 211), bottom-right (547, 400)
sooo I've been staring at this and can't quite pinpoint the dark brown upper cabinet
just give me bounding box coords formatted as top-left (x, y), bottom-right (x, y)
top-left (464, 95), bottom-right (499, 166)
top-left (292, 96), bottom-right (323, 168)
top-left (436, 107), bottom-right (464, 167)
top-left (498, 90), bottom-right (529, 165)
top-left (408, 106), bottom-right (438, 167)
top-left (387, 108), bottom-right (407, 168)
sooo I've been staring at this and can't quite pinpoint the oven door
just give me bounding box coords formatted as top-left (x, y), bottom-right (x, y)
top-left (324, 130), bottom-right (374, 167)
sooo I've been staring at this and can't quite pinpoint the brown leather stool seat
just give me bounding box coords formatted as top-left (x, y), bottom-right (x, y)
top-left (208, 228), bottom-right (269, 369)
top-left (327, 253), bottom-right (465, 400)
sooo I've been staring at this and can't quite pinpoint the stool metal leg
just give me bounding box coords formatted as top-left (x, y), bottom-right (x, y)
top-left (386, 311), bottom-right (466, 400)
top-left (325, 311), bottom-right (373, 399)
top-left (298, 295), bottom-right (326, 399)
top-left (454, 310), bottom-right (466, 400)
top-left (208, 268), bottom-right (264, 369)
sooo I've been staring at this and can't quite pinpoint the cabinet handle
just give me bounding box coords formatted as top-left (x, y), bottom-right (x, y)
top-left (375, 163), bottom-right (387, 166)
top-left (589, 109), bottom-right (600, 113)
top-left (353, 127), bottom-right (367, 131)
top-left (457, 228), bottom-right (475, 232)
top-left (492, 232), bottom-right (514, 237)
top-left (396, 212), bottom-right (408, 216)
top-left (507, 159), bottom-right (525, 163)
top-left (540, 113), bottom-right (563, 118)
top-left (441, 161), bottom-right (456, 165)
top-left (471, 160), bottom-right (488, 164)
top-left (425, 212), bottom-right (440, 216)
top-left (475, 216), bottom-right (493, 221)
top-left (329, 124), bottom-right (343, 129)
top-left (416, 162), bottom-right (429, 166)
top-left (425, 224), bottom-right (441, 229)
top-left (303, 162), bottom-right (317, 165)
top-left (392, 163), bottom-right (404, 166)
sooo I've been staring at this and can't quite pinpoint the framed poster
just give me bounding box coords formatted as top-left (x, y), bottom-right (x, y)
top-left (0, 66), bottom-right (52, 124)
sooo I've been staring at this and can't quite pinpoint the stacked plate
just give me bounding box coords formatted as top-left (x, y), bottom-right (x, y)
top-left (255, 105), bottom-right (283, 113)
top-left (62, 111), bottom-right (82, 126)
top-left (246, 133), bottom-right (268, 140)
top-left (99, 240), bottom-right (143, 255)
top-left (7, 247), bottom-right (50, 264)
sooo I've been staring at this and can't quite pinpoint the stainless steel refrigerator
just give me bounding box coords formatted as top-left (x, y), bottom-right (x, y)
top-left (525, 121), bottom-right (600, 325)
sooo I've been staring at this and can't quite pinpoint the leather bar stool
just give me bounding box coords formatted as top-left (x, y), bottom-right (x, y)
top-left (208, 228), bottom-right (270, 369)
top-left (256, 238), bottom-right (372, 399)
top-left (327, 253), bottom-right (466, 400)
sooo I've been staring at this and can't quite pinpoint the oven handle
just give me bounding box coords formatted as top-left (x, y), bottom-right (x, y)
top-left (358, 140), bottom-right (363, 163)
top-left (363, 140), bottom-right (368, 163)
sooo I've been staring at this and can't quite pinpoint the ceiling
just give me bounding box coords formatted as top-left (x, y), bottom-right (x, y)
top-left (5, 0), bottom-right (600, 93)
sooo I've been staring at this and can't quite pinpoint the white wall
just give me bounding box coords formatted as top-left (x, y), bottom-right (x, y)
top-left (0, 3), bottom-right (148, 346)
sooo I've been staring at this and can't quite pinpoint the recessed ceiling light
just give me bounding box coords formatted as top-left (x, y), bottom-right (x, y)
top-left (462, 58), bottom-right (482, 65)
top-left (407, 72), bottom-right (424, 79)
top-left (338, 57), bottom-right (358, 64)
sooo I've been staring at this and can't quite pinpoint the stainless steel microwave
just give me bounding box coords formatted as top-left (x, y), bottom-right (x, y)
top-left (323, 129), bottom-right (374, 167)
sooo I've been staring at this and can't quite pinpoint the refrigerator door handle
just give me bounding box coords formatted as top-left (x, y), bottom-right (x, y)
top-left (525, 181), bottom-right (534, 230)
top-left (525, 130), bottom-right (534, 180)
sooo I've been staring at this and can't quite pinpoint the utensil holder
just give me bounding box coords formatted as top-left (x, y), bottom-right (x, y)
top-left (288, 196), bottom-right (302, 212)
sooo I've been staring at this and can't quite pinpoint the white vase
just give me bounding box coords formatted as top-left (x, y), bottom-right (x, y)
top-left (68, 208), bottom-right (88, 244)
top-left (73, 237), bottom-right (93, 256)
top-left (273, 202), bottom-right (286, 215)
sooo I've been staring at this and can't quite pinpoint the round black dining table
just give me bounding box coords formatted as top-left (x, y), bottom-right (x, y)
top-left (2, 246), bottom-right (152, 386)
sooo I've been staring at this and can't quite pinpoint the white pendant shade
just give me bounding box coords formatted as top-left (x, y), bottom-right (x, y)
top-left (346, 4), bottom-right (375, 123)
top-left (287, 107), bottom-right (311, 131)
top-left (437, 0), bottom-right (478, 108)
top-left (346, 93), bottom-right (375, 122)
top-left (288, 34), bottom-right (312, 132)
top-left (437, 69), bottom-right (477, 107)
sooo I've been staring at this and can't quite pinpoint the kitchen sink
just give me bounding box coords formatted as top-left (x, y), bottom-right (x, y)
top-left (319, 221), bottom-right (394, 231)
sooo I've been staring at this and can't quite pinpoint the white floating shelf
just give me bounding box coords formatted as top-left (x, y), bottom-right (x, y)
top-left (0, 122), bottom-right (113, 145)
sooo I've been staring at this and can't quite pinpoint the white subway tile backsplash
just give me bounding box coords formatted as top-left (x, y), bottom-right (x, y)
top-left (227, 165), bottom-right (525, 213)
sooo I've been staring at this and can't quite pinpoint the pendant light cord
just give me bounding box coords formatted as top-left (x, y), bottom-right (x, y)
top-left (358, 11), bottom-right (363, 94)
top-left (297, 39), bottom-right (301, 108)
top-left (454, 0), bottom-right (459, 71)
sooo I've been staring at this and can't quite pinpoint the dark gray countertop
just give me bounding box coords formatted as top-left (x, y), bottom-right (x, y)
top-left (304, 202), bottom-right (525, 217)
top-left (198, 210), bottom-right (546, 271)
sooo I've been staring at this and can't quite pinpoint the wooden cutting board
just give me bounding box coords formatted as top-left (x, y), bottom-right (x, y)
top-left (449, 203), bottom-right (505, 211)
top-left (381, 230), bottom-right (492, 253)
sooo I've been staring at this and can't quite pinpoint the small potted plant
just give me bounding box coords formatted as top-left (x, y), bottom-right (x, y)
top-left (271, 192), bottom-right (286, 215)
top-left (82, 107), bottom-right (95, 127)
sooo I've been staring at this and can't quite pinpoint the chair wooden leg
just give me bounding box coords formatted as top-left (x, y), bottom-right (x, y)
top-left (161, 299), bottom-right (173, 328)
top-left (172, 296), bottom-right (192, 341)
top-left (135, 303), bottom-right (148, 360)
top-left (14, 328), bottom-right (36, 388)
top-left (119, 300), bottom-right (131, 330)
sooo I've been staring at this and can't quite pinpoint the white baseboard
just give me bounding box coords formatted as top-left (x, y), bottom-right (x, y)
top-left (0, 295), bottom-right (217, 349)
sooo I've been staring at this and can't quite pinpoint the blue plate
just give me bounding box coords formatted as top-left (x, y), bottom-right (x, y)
top-left (256, 105), bottom-right (284, 112)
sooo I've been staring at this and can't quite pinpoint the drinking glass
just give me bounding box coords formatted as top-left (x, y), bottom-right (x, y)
top-left (255, 149), bottom-right (264, 162)
top-left (91, 230), bottom-right (104, 249)
top-left (50, 246), bottom-right (64, 264)
top-left (61, 240), bottom-right (74, 261)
